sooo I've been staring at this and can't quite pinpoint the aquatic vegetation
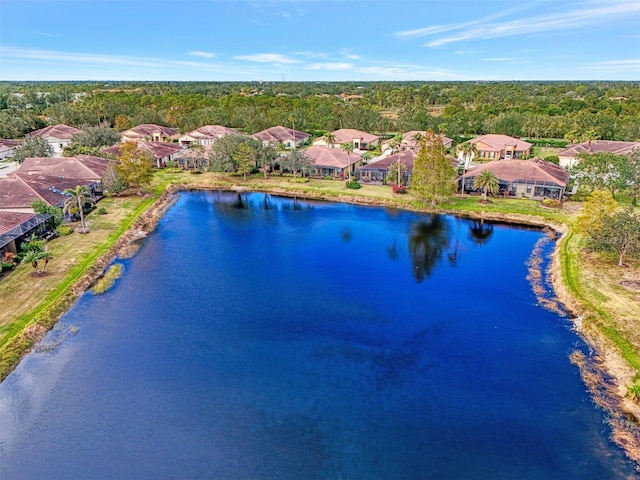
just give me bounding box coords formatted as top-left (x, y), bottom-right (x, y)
top-left (92, 263), bottom-right (124, 294)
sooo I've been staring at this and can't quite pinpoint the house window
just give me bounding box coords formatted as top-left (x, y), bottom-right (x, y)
top-left (489, 152), bottom-right (495, 159)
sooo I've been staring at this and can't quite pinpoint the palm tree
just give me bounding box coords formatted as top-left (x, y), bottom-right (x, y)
top-left (39, 248), bottom-right (54, 273)
top-left (389, 134), bottom-right (403, 154)
top-left (21, 249), bottom-right (41, 274)
top-left (473, 170), bottom-right (500, 202)
top-left (341, 142), bottom-right (354, 180)
top-left (456, 142), bottom-right (478, 196)
top-left (322, 132), bottom-right (336, 148)
top-left (63, 185), bottom-right (95, 233)
top-left (411, 132), bottom-right (423, 144)
top-left (456, 142), bottom-right (478, 170)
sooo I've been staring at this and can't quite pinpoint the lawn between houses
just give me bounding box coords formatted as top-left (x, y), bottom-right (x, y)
top-left (1, 171), bottom-right (640, 414)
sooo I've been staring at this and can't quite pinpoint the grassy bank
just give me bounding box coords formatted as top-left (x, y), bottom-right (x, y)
top-left (0, 182), bottom-right (167, 379)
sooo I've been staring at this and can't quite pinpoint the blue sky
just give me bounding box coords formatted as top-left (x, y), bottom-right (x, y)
top-left (1, 0), bottom-right (639, 81)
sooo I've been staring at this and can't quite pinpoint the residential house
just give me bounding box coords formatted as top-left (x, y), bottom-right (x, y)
top-left (120, 124), bottom-right (179, 143)
top-left (1, 211), bottom-right (52, 258)
top-left (252, 126), bottom-right (310, 149)
top-left (178, 125), bottom-right (241, 146)
top-left (27, 124), bottom-right (83, 156)
top-left (381, 131), bottom-right (453, 154)
top-left (303, 145), bottom-right (363, 178)
top-left (462, 134), bottom-right (532, 162)
top-left (462, 158), bottom-right (569, 199)
top-left (313, 129), bottom-right (380, 151)
top-left (357, 150), bottom-right (458, 185)
top-left (103, 141), bottom-right (182, 168)
top-left (0, 155), bottom-right (115, 213)
top-left (357, 150), bottom-right (417, 185)
top-left (557, 140), bottom-right (640, 169)
top-left (0, 139), bottom-right (18, 159)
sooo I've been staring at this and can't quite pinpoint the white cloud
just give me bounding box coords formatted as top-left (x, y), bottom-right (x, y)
top-left (188, 51), bottom-right (216, 59)
top-left (307, 62), bottom-right (352, 71)
top-left (0, 46), bottom-right (259, 76)
top-left (586, 58), bottom-right (640, 72)
top-left (234, 53), bottom-right (299, 64)
top-left (482, 57), bottom-right (518, 62)
top-left (293, 50), bottom-right (328, 59)
top-left (395, 1), bottom-right (640, 48)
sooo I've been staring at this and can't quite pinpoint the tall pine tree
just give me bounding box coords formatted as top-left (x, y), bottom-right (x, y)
top-left (411, 130), bottom-right (457, 207)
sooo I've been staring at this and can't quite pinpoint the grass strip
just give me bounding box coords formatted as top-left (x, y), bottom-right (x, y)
top-left (0, 184), bottom-right (166, 379)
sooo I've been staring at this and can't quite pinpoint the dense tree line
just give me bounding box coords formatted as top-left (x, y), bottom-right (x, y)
top-left (1, 81), bottom-right (639, 142)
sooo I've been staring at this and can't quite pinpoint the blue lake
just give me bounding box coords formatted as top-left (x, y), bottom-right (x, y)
top-left (0, 191), bottom-right (637, 479)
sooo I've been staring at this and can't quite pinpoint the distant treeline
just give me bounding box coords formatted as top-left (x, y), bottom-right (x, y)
top-left (1, 81), bottom-right (639, 142)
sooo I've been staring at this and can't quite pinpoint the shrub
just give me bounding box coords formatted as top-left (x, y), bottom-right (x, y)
top-left (524, 138), bottom-right (568, 148)
top-left (1, 261), bottom-right (15, 272)
top-left (345, 180), bottom-right (361, 189)
top-left (288, 177), bottom-right (310, 183)
top-left (55, 224), bottom-right (73, 236)
top-left (544, 155), bottom-right (560, 164)
top-left (628, 381), bottom-right (640, 402)
top-left (165, 160), bottom-right (178, 169)
top-left (96, 207), bottom-right (108, 215)
top-left (542, 198), bottom-right (561, 208)
top-left (392, 185), bottom-right (407, 194)
top-left (190, 170), bottom-right (203, 175)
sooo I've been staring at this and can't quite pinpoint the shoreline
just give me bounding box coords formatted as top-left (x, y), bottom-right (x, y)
top-left (2, 181), bottom-right (640, 466)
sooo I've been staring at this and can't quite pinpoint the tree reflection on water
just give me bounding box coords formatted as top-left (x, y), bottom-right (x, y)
top-left (468, 219), bottom-right (494, 246)
top-left (408, 215), bottom-right (450, 282)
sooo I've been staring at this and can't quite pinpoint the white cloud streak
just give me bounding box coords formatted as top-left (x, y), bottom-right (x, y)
top-left (234, 53), bottom-right (299, 64)
top-left (395, 1), bottom-right (640, 48)
top-left (307, 62), bottom-right (352, 71)
top-left (188, 51), bottom-right (216, 59)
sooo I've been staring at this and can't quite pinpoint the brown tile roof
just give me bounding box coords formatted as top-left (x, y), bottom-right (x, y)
top-left (20, 155), bottom-right (115, 180)
top-left (0, 173), bottom-right (82, 209)
top-left (181, 125), bottom-right (240, 140)
top-left (28, 124), bottom-right (82, 140)
top-left (470, 134), bottom-right (532, 152)
top-left (252, 126), bottom-right (309, 143)
top-left (303, 145), bottom-right (362, 168)
top-left (0, 211), bottom-right (38, 235)
top-left (330, 128), bottom-right (379, 144)
top-left (558, 140), bottom-right (640, 157)
top-left (103, 141), bottom-right (181, 160)
top-left (0, 139), bottom-right (19, 148)
top-left (466, 158), bottom-right (569, 186)
top-left (121, 124), bottom-right (179, 139)
top-left (361, 150), bottom-right (417, 170)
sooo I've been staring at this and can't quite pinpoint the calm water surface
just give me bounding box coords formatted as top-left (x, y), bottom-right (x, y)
top-left (0, 192), bottom-right (637, 479)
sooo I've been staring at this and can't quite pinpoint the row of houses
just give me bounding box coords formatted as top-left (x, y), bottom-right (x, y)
top-left (0, 154), bottom-right (115, 258)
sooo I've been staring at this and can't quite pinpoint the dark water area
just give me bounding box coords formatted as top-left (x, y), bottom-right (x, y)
top-left (0, 191), bottom-right (637, 479)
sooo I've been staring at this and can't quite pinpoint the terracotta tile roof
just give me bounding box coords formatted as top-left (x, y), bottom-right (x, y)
top-left (121, 124), bottom-right (179, 139)
top-left (27, 124), bottom-right (82, 140)
top-left (558, 140), bottom-right (640, 157)
top-left (469, 134), bottom-right (532, 152)
top-left (252, 126), bottom-right (309, 143)
top-left (466, 158), bottom-right (569, 186)
top-left (181, 125), bottom-right (240, 140)
top-left (330, 128), bottom-right (379, 144)
top-left (20, 155), bottom-right (115, 180)
top-left (0, 211), bottom-right (38, 235)
top-left (303, 145), bottom-right (362, 168)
